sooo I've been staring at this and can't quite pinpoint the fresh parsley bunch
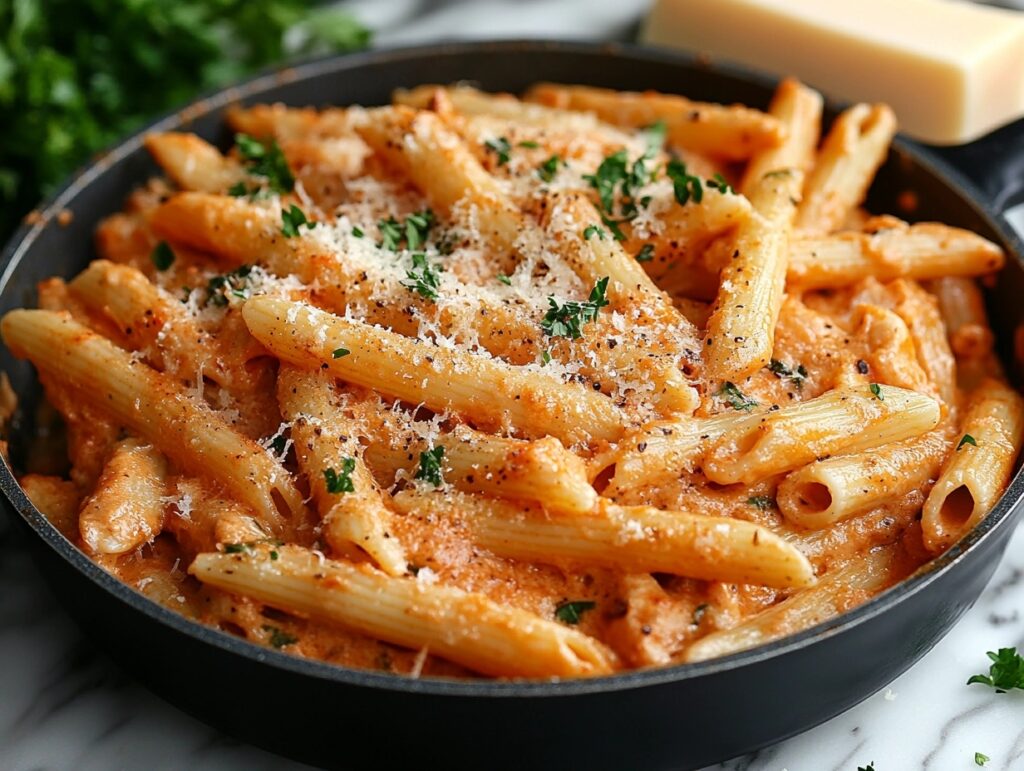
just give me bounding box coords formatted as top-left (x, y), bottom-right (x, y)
top-left (0, 0), bottom-right (370, 240)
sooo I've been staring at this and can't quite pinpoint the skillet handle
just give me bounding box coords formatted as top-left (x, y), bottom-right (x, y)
top-left (926, 116), bottom-right (1024, 214)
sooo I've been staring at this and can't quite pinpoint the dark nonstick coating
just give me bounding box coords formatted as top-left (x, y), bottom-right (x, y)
top-left (2, 41), bottom-right (1024, 771)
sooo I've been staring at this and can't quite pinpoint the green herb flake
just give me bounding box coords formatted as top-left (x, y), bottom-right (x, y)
top-left (540, 349), bottom-right (552, 366)
top-left (269, 550), bottom-right (279, 561)
top-left (323, 457), bottom-right (357, 495)
top-left (583, 224), bottom-right (606, 241)
top-left (768, 359), bottom-right (808, 390)
top-left (281, 204), bottom-right (315, 238)
top-left (957, 434), bottom-right (977, 451)
top-left (497, 274), bottom-right (512, 286)
top-left (227, 181), bottom-right (250, 197)
top-left (635, 244), bottom-right (655, 263)
top-left (643, 120), bottom-right (668, 151)
top-left (967, 647), bottom-right (1024, 692)
top-left (518, 140), bottom-right (540, 149)
top-left (717, 381), bottom-right (757, 412)
top-left (150, 241), bottom-right (175, 271)
top-left (692, 603), bottom-right (709, 626)
top-left (223, 543), bottom-right (248, 554)
top-left (351, 226), bottom-right (364, 238)
top-left (747, 496), bottom-right (775, 510)
top-left (869, 383), bottom-right (884, 401)
top-left (537, 154), bottom-right (562, 183)
top-left (666, 158), bottom-right (703, 206)
top-left (540, 277), bottom-right (610, 340)
top-left (706, 172), bottom-right (736, 195)
top-left (377, 210), bottom-right (435, 252)
top-left (554, 600), bottom-right (596, 625)
top-left (415, 446), bottom-right (445, 487)
top-left (332, 347), bottom-right (350, 359)
top-left (484, 136), bottom-right (511, 165)
top-left (262, 624), bottom-right (298, 649)
top-left (205, 264), bottom-right (253, 306)
top-left (975, 752), bottom-right (990, 767)
top-left (236, 133), bottom-right (295, 194)
top-left (378, 216), bottom-right (403, 251)
top-left (270, 434), bottom-right (288, 456)
top-left (402, 253), bottom-right (442, 301)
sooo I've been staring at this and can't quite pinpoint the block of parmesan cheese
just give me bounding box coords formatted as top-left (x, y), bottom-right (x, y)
top-left (641, 0), bottom-right (1024, 144)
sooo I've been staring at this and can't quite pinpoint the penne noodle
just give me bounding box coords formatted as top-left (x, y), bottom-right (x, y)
top-left (19, 474), bottom-right (81, 541)
top-left (242, 297), bottom-right (626, 445)
top-left (741, 77), bottom-right (823, 194)
top-left (393, 489), bottom-right (816, 589)
top-left (145, 132), bottom-right (243, 193)
top-left (524, 83), bottom-right (783, 160)
top-left (796, 103), bottom-right (897, 234)
top-left (190, 543), bottom-right (616, 678)
top-left (1, 310), bottom-right (307, 535)
top-left (922, 378), bottom-right (1024, 552)
top-left (703, 384), bottom-right (941, 485)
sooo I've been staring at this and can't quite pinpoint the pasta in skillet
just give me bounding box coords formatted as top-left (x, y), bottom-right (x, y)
top-left (3, 78), bottom-right (1020, 677)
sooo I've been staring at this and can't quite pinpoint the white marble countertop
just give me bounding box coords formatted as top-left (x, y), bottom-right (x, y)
top-left (3, 1), bottom-right (1024, 769)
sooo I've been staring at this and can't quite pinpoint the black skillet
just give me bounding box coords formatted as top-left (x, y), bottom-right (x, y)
top-left (2, 41), bottom-right (1024, 771)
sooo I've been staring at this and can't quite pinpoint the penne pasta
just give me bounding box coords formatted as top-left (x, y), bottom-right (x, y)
top-left (741, 77), bottom-right (823, 194)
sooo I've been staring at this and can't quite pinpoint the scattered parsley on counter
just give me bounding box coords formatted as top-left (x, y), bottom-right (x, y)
top-left (484, 136), bottom-right (511, 165)
top-left (537, 154), bottom-right (563, 183)
top-left (332, 347), bottom-right (350, 359)
top-left (150, 241), bottom-right (175, 271)
top-left (967, 647), bottom-right (1024, 692)
top-left (666, 158), bottom-right (703, 206)
top-left (975, 752), bottom-right (990, 767)
top-left (869, 383), bottom-right (884, 401)
top-left (281, 204), bottom-right (315, 237)
top-left (402, 253), bottom-right (442, 301)
top-left (747, 496), bottom-right (775, 510)
top-left (717, 381), bottom-right (757, 412)
top-left (415, 446), bottom-right (445, 487)
top-left (768, 358), bottom-right (807, 390)
top-left (262, 625), bottom-right (298, 649)
top-left (957, 434), bottom-right (977, 451)
top-left (323, 458), bottom-right (356, 494)
top-left (540, 277), bottom-right (610, 340)
top-left (555, 600), bottom-right (596, 625)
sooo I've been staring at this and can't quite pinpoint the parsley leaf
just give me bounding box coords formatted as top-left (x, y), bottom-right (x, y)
top-left (717, 381), bottom-right (757, 412)
top-left (332, 347), bottom-right (350, 359)
top-left (975, 752), bottom-right (990, 767)
top-left (323, 458), bottom-right (356, 494)
top-left (262, 625), bottom-right (298, 648)
top-left (537, 154), bottom-right (562, 183)
top-left (484, 136), bottom-right (511, 165)
top-left (281, 204), bottom-right (315, 237)
top-left (957, 434), bottom-right (977, 451)
top-left (351, 226), bottom-right (364, 238)
top-left (747, 496), bottom-right (775, 510)
top-left (540, 349), bottom-right (552, 366)
top-left (768, 359), bottom-right (808, 390)
top-left (377, 210), bottom-right (435, 251)
top-left (643, 120), bottom-right (668, 151)
top-left (635, 244), bottom-right (655, 262)
top-left (583, 224), bottom-right (606, 240)
top-left (869, 383), bottom-right (884, 401)
top-left (554, 600), bottom-right (596, 625)
top-left (205, 264), bottom-right (253, 306)
top-left (518, 140), bottom-right (540, 149)
top-left (582, 146), bottom-right (658, 242)
top-left (150, 241), bottom-right (175, 271)
top-left (706, 172), bottom-right (736, 195)
top-left (402, 253), bottom-right (442, 301)
top-left (666, 158), bottom-right (703, 205)
top-left (540, 277), bottom-right (610, 340)
top-left (236, 133), bottom-right (295, 194)
top-left (496, 274), bottom-right (512, 286)
top-left (415, 446), bottom-right (445, 487)
top-left (967, 647), bottom-right (1024, 692)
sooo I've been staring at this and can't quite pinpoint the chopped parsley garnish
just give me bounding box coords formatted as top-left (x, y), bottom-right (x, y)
top-left (747, 496), bottom-right (775, 510)
top-left (643, 119), bottom-right (668, 150)
top-left (635, 244), bottom-right (655, 262)
top-left (583, 224), bottom-right (606, 240)
top-left (768, 359), bottom-right (808, 390)
top-left (235, 133), bottom-right (294, 193)
top-left (976, 753), bottom-right (990, 767)
top-left (869, 383), bottom-right (884, 401)
top-left (262, 625), bottom-right (298, 649)
top-left (540, 277), bottom-right (610, 340)
top-left (332, 347), bottom-right (350, 359)
top-left (150, 241), bottom-right (175, 271)
top-left (378, 209), bottom-right (435, 251)
top-left (692, 603), bottom-right (709, 626)
top-left (351, 226), bottom-right (364, 238)
top-left (706, 172), bottom-right (736, 195)
top-left (518, 140), bottom-right (540, 149)
top-left (281, 204), bottom-right (315, 237)
top-left (717, 381), bottom-right (757, 412)
top-left (227, 181), bottom-right (250, 197)
top-left (957, 434), bottom-right (977, 451)
top-left (666, 158), bottom-right (703, 206)
top-left (323, 458), bottom-right (356, 494)
top-left (415, 446), bottom-right (445, 487)
top-left (540, 349), bottom-right (552, 366)
top-left (582, 145), bottom-right (658, 242)
top-left (554, 600), bottom-right (596, 625)
top-left (205, 264), bottom-right (253, 306)
top-left (223, 542), bottom-right (248, 553)
top-left (402, 253), bottom-right (442, 301)
top-left (967, 647), bottom-right (1024, 692)
top-left (496, 274), bottom-right (512, 286)
top-left (537, 154), bottom-right (562, 183)
top-left (484, 136), bottom-right (511, 165)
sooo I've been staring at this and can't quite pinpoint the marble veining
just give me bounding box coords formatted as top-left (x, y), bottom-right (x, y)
top-left (3, 1), bottom-right (1024, 768)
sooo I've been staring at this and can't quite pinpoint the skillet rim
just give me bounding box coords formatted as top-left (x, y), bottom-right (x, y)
top-left (1, 38), bottom-right (1023, 698)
